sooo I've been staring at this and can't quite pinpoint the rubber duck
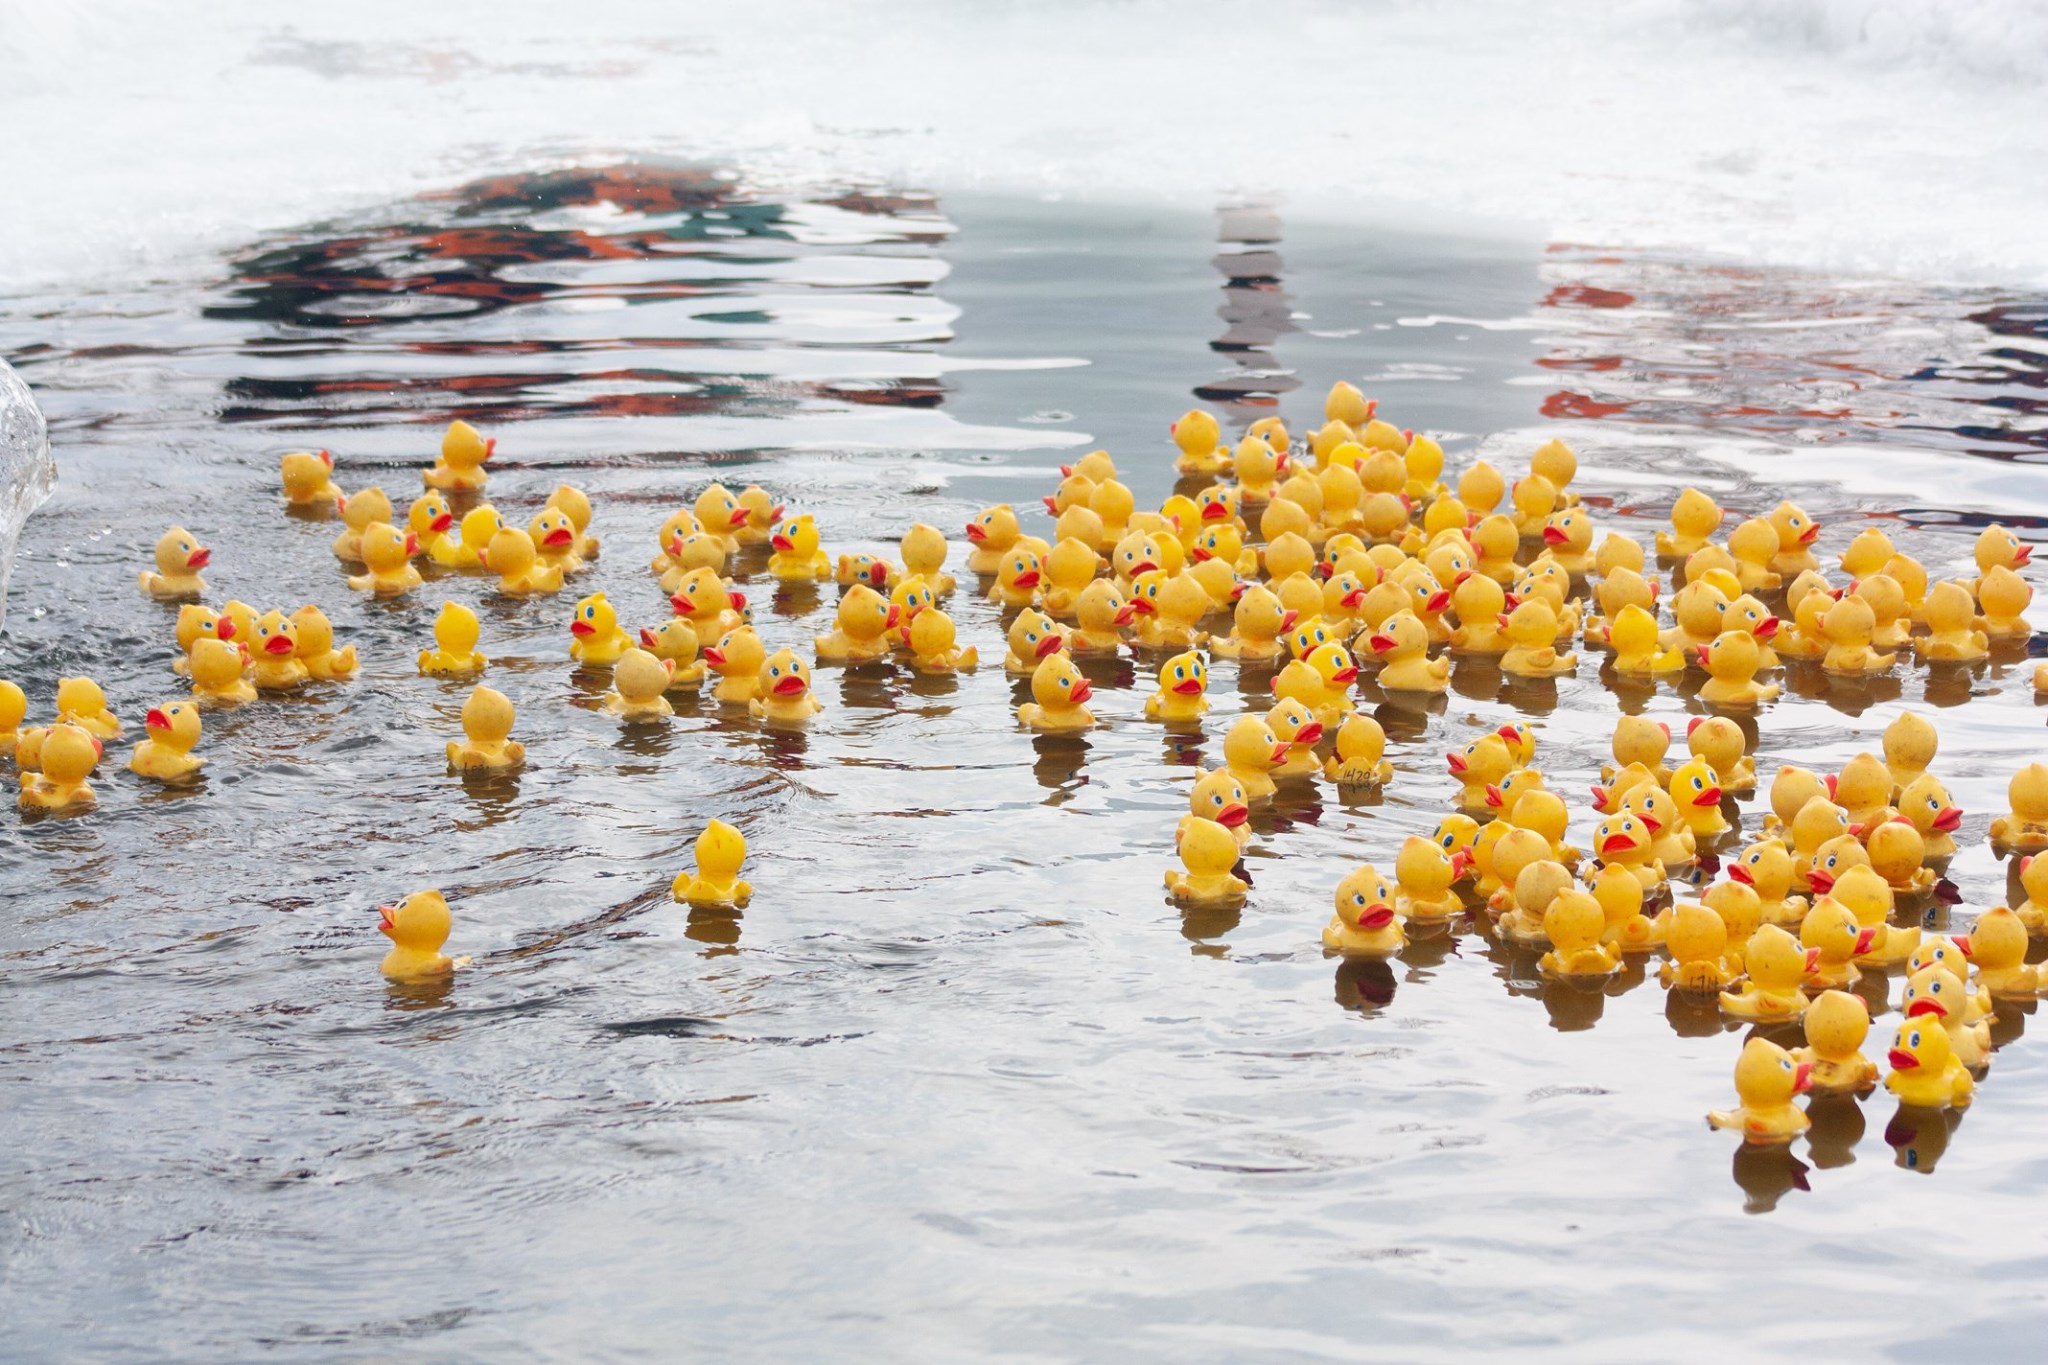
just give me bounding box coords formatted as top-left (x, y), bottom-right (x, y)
top-left (51, 676), bottom-right (120, 739)
top-left (1537, 507), bottom-right (1594, 575)
top-left (1046, 470), bottom-right (1097, 520)
top-left (1708, 881), bottom-right (1766, 967)
top-left (18, 722), bottom-right (99, 810)
top-left (963, 504), bottom-right (1023, 576)
top-left (1447, 571), bottom-right (1511, 655)
top-left (1139, 650), bottom-right (1208, 726)
top-left (1324, 714), bottom-right (1392, 789)
top-left (1656, 579), bottom-right (1728, 656)
top-left (1167, 816), bottom-right (1249, 907)
top-left (894, 523), bottom-right (955, 597)
top-left (2018, 854), bottom-right (2048, 936)
top-left (1234, 435), bottom-right (1287, 504)
top-left (1761, 500), bottom-right (1820, 576)
top-left (1724, 516), bottom-right (1783, 593)
top-left (1977, 564), bottom-right (2034, 640)
top-left (1394, 835), bottom-right (1464, 921)
top-left (1708, 1037), bottom-right (1813, 1145)
top-left (591, 647), bottom-right (672, 722)
top-left (1323, 866), bottom-right (1404, 957)
top-left (1653, 487), bottom-right (1722, 559)
top-left (669, 565), bottom-right (744, 642)
top-left (1112, 529), bottom-right (1170, 589)
top-left (1592, 812), bottom-right (1665, 897)
top-left (999, 608), bottom-right (1062, 675)
top-left (1677, 718), bottom-right (1748, 795)
top-left (1788, 796), bottom-right (1852, 890)
top-left (1585, 566), bottom-right (1657, 648)
top-left (240, 610), bottom-right (306, 692)
top-left (372, 890), bottom-right (457, 981)
top-left (649, 507), bottom-right (699, 578)
top-left (734, 486), bottom-right (783, 547)
top-left (1169, 409), bottom-right (1232, 478)
top-left (673, 819), bottom-right (753, 909)
top-left (444, 684), bottom-right (526, 770)
top-left (690, 484), bottom-right (749, 557)
top-left (1833, 526), bottom-right (1892, 580)
top-left (1852, 572), bottom-right (1912, 651)
top-left (834, 552), bottom-right (898, 595)
top-left (1089, 479), bottom-right (1136, 549)
top-left (1599, 603), bottom-right (1679, 676)
top-left (1827, 753), bottom-right (1892, 835)
top-left (1659, 899), bottom-right (1734, 991)
top-left (1725, 838), bottom-right (1809, 925)
top-left (1494, 599), bottom-right (1573, 678)
top-left (1884, 1017), bottom-right (1974, 1110)
top-left (1896, 773), bottom-right (1962, 861)
top-left (1508, 788), bottom-right (1579, 869)
top-left (345, 522), bottom-right (424, 598)
top-left (1017, 652), bottom-right (1096, 733)
top-left (281, 606), bottom-right (351, 684)
top-left (1295, 640), bottom-right (1359, 722)
top-left (1828, 863), bottom-right (1917, 968)
top-left (1432, 813), bottom-right (1482, 877)
top-left (1265, 699), bottom-right (1324, 782)
top-left (171, 604), bottom-right (228, 676)
top-left (558, 591), bottom-right (628, 667)
top-left (544, 485), bottom-right (599, 560)
top-left (189, 637), bottom-right (256, 705)
top-left (419, 601), bottom-right (487, 676)
top-left (1599, 716), bottom-right (1671, 787)
top-left (1902, 964), bottom-right (1992, 1070)
top-left (1492, 852), bottom-right (1571, 945)
top-left (1693, 629), bottom-right (1776, 708)
top-left (423, 420), bottom-right (493, 491)
top-left (433, 504), bottom-right (500, 571)
top-left (1540, 889), bottom-right (1619, 979)
top-left (1785, 991), bottom-right (1880, 1097)
top-left (747, 648), bottom-right (822, 726)
top-left (1864, 818), bottom-right (1934, 895)
top-left (281, 449), bottom-right (345, 512)
top-left (1360, 610), bottom-right (1445, 692)
top-left (634, 619), bottom-right (705, 689)
top-left (1661, 759), bottom-right (1727, 843)
top-left (1962, 906), bottom-right (2035, 998)
top-left (1050, 582), bottom-right (1119, 658)
top-left (1881, 551), bottom-right (1931, 623)
top-left (1462, 513), bottom-right (1514, 584)
top-left (1720, 593), bottom-right (1783, 668)
top-left (1819, 593), bottom-right (1894, 675)
top-left (1136, 573), bottom-right (1212, 652)
top-left (1990, 762), bottom-right (2048, 855)
top-left (1204, 585), bottom-right (1288, 663)
top-left (1801, 897), bottom-right (1875, 989)
top-left (529, 508), bottom-right (588, 580)
top-left (1485, 769), bottom-right (1550, 832)
top-left (1908, 939), bottom-right (1989, 1023)
top-left (1446, 732), bottom-right (1513, 811)
top-left (1214, 715), bottom-right (1287, 804)
top-left (1720, 924), bottom-right (1812, 1022)
top-left (1881, 712), bottom-right (1937, 800)
top-left (985, 547), bottom-right (1044, 610)
top-left (1405, 435), bottom-right (1449, 504)
top-left (137, 526), bottom-right (211, 600)
top-left (705, 627), bottom-right (767, 707)
top-left (1035, 538), bottom-right (1101, 619)
top-left (1507, 473), bottom-right (1558, 541)
top-left (126, 701), bottom-right (203, 782)
top-left (0, 679), bottom-right (23, 758)
top-left (1773, 576), bottom-right (1837, 662)
top-left (1452, 459), bottom-right (1500, 517)
top-left (1181, 769), bottom-right (1252, 851)
top-left (1971, 523), bottom-right (2033, 581)
top-left (336, 487), bottom-right (394, 562)
top-left (1589, 862), bottom-right (1660, 953)
top-left (406, 492), bottom-right (459, 564)
top-left (1762, 765), bottom-right (1835, 838)
top-left (899, 608), bottom-right (977, 674)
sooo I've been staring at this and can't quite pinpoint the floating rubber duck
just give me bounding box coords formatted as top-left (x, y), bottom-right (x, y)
top-left (667, 818), bottom-right (754, 911)
top-left (18, 723), bottom-right (99, 811)
top-left (1508, 788), bottom-right (1579, 869)
top-left (1699, 622), bottom-right (1781, 707)
top-left (1881, 711), bottom-right (1937, 799)
top-left (1035, 537), bottom-right (1102, 619)
top-left (551, 589), bottom-right (629, 668)
top-left (1787, 990), bottom-right (1879, 1095)
top-left (1708, 1037), bottom-right (1812, 1145)
top-left (1324, 866), bottom-right (1404, 957)
top-left (137, 526), bottom-right (210, 600)
top-left (545, 484), bottom-right (600, 560)
top-left (1167, 816), bottom-right (1249, 907)
top-left (284, 606), bottom-right (354, 683)
top-left (1493, 851), bottom-right (1572, 946)
top-left (1507, 473), bottom-right (1559, 541)
top-left (1907, 939), bottom-right (1989, 1024)
top-left (1833, 751), bottom-right (1896, 835)
top-left (1602, 603), bottom-right (1682, 675)
top-left (649, 507), bottom-right (698, 579)
top-left (1181, 769), bottom-right (1251, 851)
top-left (1978, 564), bottom-right (2034, 640)
top-left (1169, 409), bottom-right (1232, 478)
top-left (1214, 715), bottom-right (1287, 805)
top-left (1659, 899), bottom-right (1734, 991)
top-left (434, 504), bottom-right (500, 571)
top-left (1364, 610), bottom-right (1448, 692)
top-left (188, 637), bottom-right (255, 705)
top-left (2017, 854), bottom-right (2048, 937)
top-left (898, 523), bottom-right (955, 597)
top-left (1902, 964), bottom-right (1992, 1070)
top-left (1592, 811), bottom-right (1666, 897)
top-left (377, 891), bottom-right (458, 981)
top-left (1002, 608), bottom-right (1065, 675)
top-left (1884, 1017), bottom-right (1974, 1110)
top-left (0, 679), bottom-right (23, 758)
top-left (638, 619), bottom-right (707, 689)
top-left (1540, 889), bottom-right (1619, 979)
top-left (1895, 773), bottom-right (1962, 861)
top-left (1853, 572), bottom-right (1912, 651)
top-left (1720, 924), bottom-right (1812, 1022)
top-left (599, 648), bottom-right (676, 722)
top-left (668, 565), bottom-right (744, 643)
top-left (1134, 573), bottom-right (1212, 652)
top-left (281, 449), bottom-right (345, 512)
top-left (419, 601), bottom-right (487, 676)
top-left (52, 676), bottom-right (121, 739)
top-left (1017, 652), bottom-right (1095, 733)
top-left (1298, 640), bottom-right (1361, 722)
top-left (1499, 599), bottom-right (1576, 678)
top-left (1394, 835), bottom-right (1464, 921)
top-left (1206, 585), bottom-right (1291, 663)
top-left (1725, 837), bottom-right (1809, 925)
top-left (1787, 796), bottom-right (1852, 891)
top-left (1763, 500), bottom-right (1822, 576)
top-left (1762, 765), bottom-right (1836, 838)
top-left (705, 627), bottom-right (767, 707)
top-left (1725, 516), bottom-right (1783, 593)
top-left (1818, 592), bottom-right (1894, 675)
top-left (965, 505), bottom-right (1023, 575)
top-left (1835, 526), bottom-right (1894, 581)
top-left (1090, 479), bottom-right (1136, 549)
top-left (900, 607), bottom-right (977, 674)
top-left (1667, 757), bottom-right (1730, 842)
top-left (986, 547), bottom-right (1044, 610)
top-left (406, 491), bottom-right (459, 564)
top-left (1485, 768), bottom-right (1550, 833)
top-left (316, 492), bottom-right (385, 566)
top-left (1965, 906), bottom-right (2037, 997)
top-left (734, 486), bottom-right (783, 547)
top-left (170, 604), bottom-right (227, 677)
top-left (126, 700), bottom-right (204, 782)
top-left (1445, 733), bottom-right (1512, 811)
top-left (423, 420), bottom-right (493, 492)
top-left (1265, 699), bottom-right (1324, 782)
top-left (690, 484), bottom-right (749, 558)
top-left (1866, 818), bottom-right (1934, 895)
top-left (1234, 434), bottom-right (1287, 504)
top-left (1537, 507), bottom-right (1594, 575)
top-left (530, 507), bottom-right (588, 579)
top-left (1653, 487), bottom-right (1722, 559)
top-left (247, 610), bottom-right (310, 692)
top-left (834, 552), bottom-right (897, 595)
top-left (1589, 862), bottom-right (1659, 953)
top-left (748, 648), bottom-right (822, 727)
top-left (1585, 565), bottom-right (1657, 647)
top-left (1989, 762), bottom-right (2048, 855)
top-left (1143, 650), bottom-right (1210, 725)
top-left (1800, 897), bottom-right (1874, 990)
top-left (345, 521), bottom-right (424, 598)
top-left (1324, 714), bottom-right (1392, 789)
top-left (447, 685), bottom-right (525, 770)
top-left (1600, 715), bottom-right (1671, 787)
top-left (1446, 570), bottom-right (1511, 655)
top-left (1828, 863), bottom-right (1917, 968)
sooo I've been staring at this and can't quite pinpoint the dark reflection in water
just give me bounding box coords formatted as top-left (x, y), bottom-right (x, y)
top-left (1197, 203), bottom-right (1299, 413)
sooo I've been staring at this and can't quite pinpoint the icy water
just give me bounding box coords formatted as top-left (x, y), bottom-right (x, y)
top-left (6, 168), bottom-right (2048, 1359)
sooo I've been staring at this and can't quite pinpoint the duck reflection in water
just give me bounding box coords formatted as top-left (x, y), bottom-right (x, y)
top-left (836, 663), bottom-right (901, 712)
top-left (1032, 733), bottom-right (1090, 794)
top-left (457, 767), bottom-right (522, 816)
top-left (685, 904), bottom-right (743, 953)
top-left (1731, 1143), bottom-right (1811, 1215)
top-left (1333, 957), bottom-right (1398, 1015)
top-left (1539, 975), bottom-right (1607, 1032)
top-left (1494, 675), bottom-right (1561, 718)
top-left (1371, 699), bottom-right (1434, 747)
top-left (1803, 1093), bottom-right (1865, 1170)
top-left (383, 973), bottom-right (457, 1012)
top-left (770, 580), bottom-right (824, 621)
top-left (1886, 1103), bottom-right (1964, 1174)
top-left (1665, 987), bottom-right (1738, 1039)
top-left (1160, 729), bottom-right (1205, 769)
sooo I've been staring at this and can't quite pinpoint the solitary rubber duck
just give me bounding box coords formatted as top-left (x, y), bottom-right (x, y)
top-left (1166, 817), bottom-right (1248, 907)
top-left (768, 514), bottom-right (832, 581)
top-left (603, 648), bottom-right (678, 723)
top-left (673, 819), bottom-right (753, 909)
top-left (423, 419), bottom-right (493, 492)
top-left (128, 701), bottom-right (204, 781)
top-left (1707, 1037), bottom-right (1812, 1145)
top-left (138, 526), bottom-right (211, 600)
top-left (281, 449), bottom-right (346, 513)
top-left (18, 723), bottom-right (100, 811)
top-left (1323, 865), bottom-right (1404, 957)
top-left (750, 649), bottom-right (824, 727)
top-left (569, 592), bottom-right (633, 666)
top-left (376, 890), bottom-right (458, 981)
top-left (420, 601), bottom-right (488, 676)
top-left (1017, 652), bottom-right (1096, 733)
top-left (446, 685), bottom-right (525, 770)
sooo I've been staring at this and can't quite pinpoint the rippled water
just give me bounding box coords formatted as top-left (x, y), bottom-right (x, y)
top-left (7, 168), bottom-right (2048, 1357)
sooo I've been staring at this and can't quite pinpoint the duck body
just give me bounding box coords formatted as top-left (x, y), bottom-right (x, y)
top-left (420, 601), bottom-right (488, 676)
top-left (1707, 1037), bottom-right (1813, 1145)
top-left (446, 686), bottom-right (525, 770)
top-left (19, 724), bottom-right (100, 810)
top-left (377, 891), bottom-right (457, 981)
top-left (674, 819), bottom-right (753, 908)
top-left (423, 420), bottom-right (493, 492)
top-left (138, 527), bottom-right (210, 600)
top-left (128, 703), bottom-right (204, 780)
top-left (604, 649), bottom-right (679, 723)
top-left (748, 650), bottom-right (824, 727)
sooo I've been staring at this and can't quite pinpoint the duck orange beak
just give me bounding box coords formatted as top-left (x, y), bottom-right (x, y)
top-left (670, 592), bottom-right (691, 615)
top-left (1113, 603), bottom-right (1138, 626)
top-left (773, 674), bottom-right (807, 696)
top-left (432, 512), bottom-right (454, 532)
top-left (1906, 997), bottom-right (1947, 1019)
top-left (1799, 523), bottom-right (1821, 543)
top-left (215, 618), bottom-right (236, 641)
top-left (1425, 590), bottom-right (1450, 613)
top-left (899, 625), bottom-right (914, 647)
top-left (1952, 935), bottom-right (1973, 958)
top-left (1172, 678), bottom-right (1203, 695)
top-left (1296, 722), bottom-right (1324, 745)
top-left (1278, 610), bottom-right (1300, 633)
top-left (571, 620), bottom-right (595, 637)
top-left (1726, 863), bottom-right (1754, 886)
top-left (1218, 803), bottom-right (1248, 828)
top-left (1068, 681), bottom-right (1093, 704)
top-left (1887, 1047), bottom-right (1919, 1070)
top-left (1330, 665), bottom-right (1359, 684)
top-left (728, 591), bottom-right (749, 613)
top-left (701, 646), bottom-right (726, 666)
top-left (1484, 784), bottom-right (1504, 808)
top-left (868, 563), bottom-right (888, 586)
top-left (965, 523), bottom-right (987, 542)
top-left (1189, 546), bottom-right (1213, 563)
top-left (1042, 495), bottom-right (1060, 513)
top-left (1128, 560), bottom-right (1158, 578)
top-left (639, 628), bottom-right (659, 648)
top-left (1590, 784), bottom-right (1614, 811)
top-left (1542, 525), bottom-right (1569, 544)
top-left (1447, 752), bottom-right (1468, 773)
top-left (483, 438), bottom-right (497, 458)
top-left (403, 533), bottom-right (420, 556)
top-left (1201, 502), bottom-right (1228, 521)
top-left (264, 635), bottom-right (294, 656)
top-left (1755, 616), bottom-right (1780, 638)
top-left (1933, 806), bottom-right (1962, 832)
top-left (1695, 644), bottom-right (1711, 668)
top-left (318, 448), bottom-right (333, 468)
top-left (2015, 545), bottom-right (2034, 566)
top-left (1793, 1062), bottom-right (1814, 1093)
top-left (145, 708), bottom-right (170, 730)
top-left (185, 547), bottom-right (211, 569)
top-left (1853, 928), bottom-right (1877, 955)
top-left (1600, 832), bottom-right (1638, 854)
top-left (1450, 850), bottom-right (1473, 878)
top-left (1131, 598), bottom-right (1156, 616)
top-left (1341, 588), bottom-right (1367, 607)
top-left (1368, 633), bottom-right (1395, 654)
top-left (376, 905), bottom-right (397, 937)
top-left (1822, 774), bottom-right (1838, 799)
top-left (1313, 563), bottom-right (1331, 580)
top-left (1692, 786), bottom-right (1722, 806)
top-left (1012, 569), bottom-right (1041, 589)
top-left (884, 604), bottom-right (902, 629)
top-left (1270, 743), bottom-right (1291, 764)
top-left (727, 507), bottom-right (750, 527)
top-left (1359, 905), bottom-right (1396, 930)
top-left (1804, 947), bottom-right (1822, 973)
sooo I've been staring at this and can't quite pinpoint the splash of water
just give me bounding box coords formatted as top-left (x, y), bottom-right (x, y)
top-left (0, 359), bottom-right (54, 632)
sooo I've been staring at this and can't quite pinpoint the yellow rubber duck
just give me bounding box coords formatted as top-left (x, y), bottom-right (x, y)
top-left (1213, 715), bottom-right (1286, 805)
top-left (406, 491), bottom-right (459, 564)
top-left (1655, 488), bottom-right (1724, 560)
top-left (900, 608), bottom-right (977, 674)
top-left (249, 610), bottom-right (311, 692)
top-left (964, 504), bottom-right (1023, 575)
top-left (1838, 526), bottom-right (1895, 579)
top-left (1324, 865), bottom-right (1404, 957)
top-left (1895, 773), bottom-right (1962, 861)
top-left (1209, 585), bottom-right (1294, 662)
top-left (1791, 990), bottom-right (1878, 1094)
top-left (1267, 698), bottom-right (1323, 782)
top-left (1169, 408), bottom-right (1232, 478)
top-left (1604, 602), bottom-right (1684, 674)
top-left (1538, 889), bottom-right (1619, 978)
top-left (734, 486), bottom-right (783, 547)
top-left (1447, 570), bottom-right (1511, 654)
top-left (986, 547), bottom-right (1044, 609)
top-left (1720, 924), bottom-right (1812, 1022)
top-left (1090, 479), bottom-right (1136, 548)
top-left (649, 507), bottom-right (698, 578)
top-left (1907, 939), bottom-right (1988, 1023)
top-left (53, 676), bottom-right (121, 739)
top-left (1499, 599), bottom-right (1576, 678)
top-left (1585, 564), bottom-right (1657, 644)
top-left (568, 591), bottom-right (633, 666)
top-left (1658, 577), bottom-right (1729, 654)
top-left (1884, 1017), bottom-right (1974, 1109)
top-left (128, 701), bottom-right (204, 781)
top-left (835, 552), bottom-right (898, 594)
top-left (689, 483), bottom-right (748, 557)
top-left (0, 679), bottom-right (24, 758)
top-left (446, 685), bottom-right (525, 770)
top-left (376, 891), bottom-right (458, 980)
top-left (1708, 1037), bottom-right (1813, 1145)
top-left (1828, 863), bottom-right (1916, 968)
top-left (1762, 765), bottom-right (1836, 837)
top-left (1537, 507), bottom-right (1594, 574)
top-left (545, 484), bottom-right (600, 560)
top-left (1132, 572), bottom-right (1211, 652)
top-left (1659, 899), bottom-right (1734, 991)
top-left (347, 522), bottom-right (424, 597)
top-left (1787, 796), bottom-right (1851, 890)
top-left (603, 648), bottom-right (678, 723)
top-left (1707, 882), bottom-right (1763, 972)
top-left (1002, 608), bottom-right (1067, 675)
top-left (1453, 459), bottom-right (1500, 517)
top-left (1865, 818), bottom-right (1935, 895)
top-left (1507, 788), bottom-right (1579, 869)
top-left (1044, 471), bottom-right (1095, 518)
top-left (898, 522), bottom-right (956, 597)
top-left (1590, 862), bottom-right (1659, 953)
top-left (530, 507), bottom-right (588, 579)
top-left (1394, 835), bottom-right (1463, 921)
top-left (1017, 652), bottom-right (1096, 733)
top-left (668, 565), bottom-right (743, 642)
top-left (281, 449), bottom-right (345, 512)
top-left (1600, 715), bottom-right (1670, 787)
top-left (1234, 435), bottom-right (1288, 504)
top-left (1725, 516), bottom-right (1783, 592)
top-left (419, 601), bottom-right (487, 677)
top-left (323, 490), bottom-right (388, 561)
top-left (705, 627), bottom-right (767, 707)
top-left (291, 606), bottom-right (357, 681)
top-left (189, 637), bottom-right (256, 705)
top-left (1800, 897), bottom-right (1874, 990)
top-left (749, 649), bottom-right (824, 726)
top-left (1181, 769), bottom-right (1251, 851)
top-left (814, 584), bottom-right (896, 664)
top-left (1881, 711), bottom-right (1937, 798)
top-left (424, 419), bottom-right (493, 492)
top-left (2016, 853), bottom-right (2048, 936)
top-left (138, 526), bottom-right (211, 600)
top-left (1977, 564), bottom-right (2033, 640)
top-left (1592, 812), bottom-right (1665, 897)
top-left (1683, 715), bottom-right (1753, 793)
top-left (1854, 572), bottom-right (1911, 650)
top-left (1967, 906), bottom-right (2038, 997)
top-left (1492, 850), bottom-right (1570, 945)
top-left (1666, 757), bottom-right (1730, 841)
top-left (1990, 762), bottom-right (2048, 854)
top-left (18, 723), bottom-right (100, 811)
top-left (1299, 640), bottom-right (1362, 722)
top-left (674, 819), bottom-right (753, 908)
top-left (1902, 964), bottom-right (1992, 1070)
top-left (1166, 816), bottom-right (1248, 907)
top-left (638, 619), bottom-right (707, 690)
top-left (170, 604), bottom-right (227, 676)
top-left (1696, 628), bottom-right (1779, 708)
top-left (433, 504), bottom-right (500, 571)
top-left (1724, 837), bottom-right (1808, 925)
top-left (1819, 593), bottom-right (1894, 675)
top-left (1765, 500), bottom-right (1822, 576)
top-left (1324, 713), bottom-right (1391, 789)
top-left (1363, 610), bottom-right (1448, 692)
top-left (1037, 537), bottom-right (1102, 618)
